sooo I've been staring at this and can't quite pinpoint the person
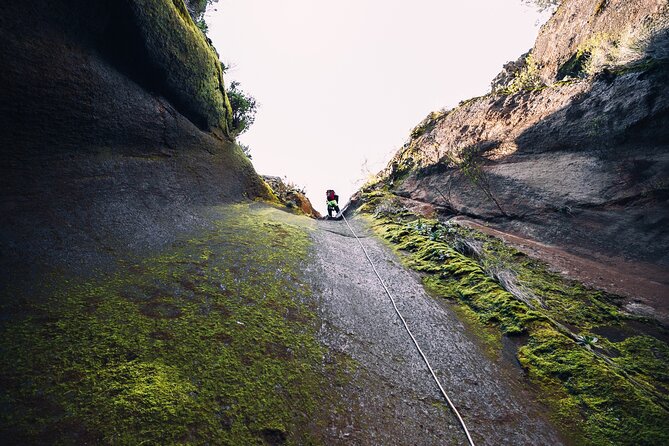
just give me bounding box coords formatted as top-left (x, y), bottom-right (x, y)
top-left (326, 189), bottom-right (340, 218)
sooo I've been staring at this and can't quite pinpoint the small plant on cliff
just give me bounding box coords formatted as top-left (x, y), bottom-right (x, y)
top-left (410, 109), bottom-right (449, 139)
top-left (522, 0), bottom-right (561, 12)
top-left (239, 143), bottom-right (252, 159)
top-left (494, 53), bottom-right (545, 95)
top-left (572, 18), bottom-right (669, 78)
top-left (185, 0), bottom-right (219, 23)
top-left (195, 18), bottom-right (209, 35)
top-left (445, 145), bottom-right (507, 217)
top-left (185, 0), bottom-right (219, 36)
top-left (228, 81), bottom-right (258, 137)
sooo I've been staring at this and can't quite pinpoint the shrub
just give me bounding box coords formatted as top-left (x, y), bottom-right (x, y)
top-left (185, 0), bottom-right (218, 23)
top-left (195, 18), bottom-right (208, 35)
top-left (563, 18), bottom-right (669, 79)
top-left (239, 143), bottom-right (252, 159)
top-left (185, 0), bottom-right (219, 35)
top-left (227, 81), bottom-right (258, 137)
top-left (493, 53), bottom-right (545, 95)
top-left (410, 110), bottom-right (449, 139)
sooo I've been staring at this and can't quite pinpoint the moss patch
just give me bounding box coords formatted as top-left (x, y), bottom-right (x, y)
top-left (129, 0), bottom-right (233, 132)
top-left (361, 200), bottom-right (669, 445)
top-left (0, 204), bottom-right (334, 444)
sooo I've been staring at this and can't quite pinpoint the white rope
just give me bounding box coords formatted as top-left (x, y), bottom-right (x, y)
top-left (341, 213), bottom-right (476, 446)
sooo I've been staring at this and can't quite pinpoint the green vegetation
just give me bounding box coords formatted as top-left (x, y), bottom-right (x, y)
top-left (410, 110), bottom-right (450, 139)
top-left (195, 18), bottom-right (210, 35)
top-left (556, 49), bottom-right (592, 80)
top-left (522, 0), bottom-right (561, 13)
top-left (0, 204), bottom-right (335, 444)
top-left (495, 53), bottom-right (545, 95)
top-left (184, 0), bottom-right (220, 35)
top-left (357, 192), bottom-right (669, 445)
top-left (130, 0), bottom-right (233, 133)
top-left (262, 177), bottom-right (315, 217)
top-left (185, 0), bottom-right (220, 24)
top-left (558, 19), bottom-right (668, 81)
top-left (239, 142), bottom-right (253, 159)
top-left (128, 1), bottom-right (261, 138)
top-left (228, 81), bottom-right (258, 137)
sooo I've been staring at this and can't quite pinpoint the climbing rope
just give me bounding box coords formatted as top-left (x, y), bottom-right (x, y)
top-left (341, 213), bottom-right (476, 446)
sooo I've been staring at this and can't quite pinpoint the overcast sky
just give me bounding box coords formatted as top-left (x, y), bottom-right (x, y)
top-left (207, 1), bottom-right (550, 214)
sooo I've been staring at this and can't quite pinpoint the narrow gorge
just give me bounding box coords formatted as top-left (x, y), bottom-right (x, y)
top-left (1, 1), bottom-right (667, 445)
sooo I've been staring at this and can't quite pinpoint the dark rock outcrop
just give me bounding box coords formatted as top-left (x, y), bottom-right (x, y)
top-left (0, 0), bottom-right (267, 289)
top-left (362, 0), bottom-right (669, 317)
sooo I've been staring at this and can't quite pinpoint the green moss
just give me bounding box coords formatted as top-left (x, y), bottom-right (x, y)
top-left (372, 216), bottom-right (544, 336)
top-left (519, 329), bottom-right (669, 446)
top-left (362, 209), bottom-right (669, 445)
top-left (129, 0), bottom-right (233, 132)
top-left (612, 335), bottom-right (669, 389)
top-left (0, 204), bottom-right (334, 444)
top-left (495, 54), bottom-right (545, 95)
top-left (410, 110), bottom-right (449, 139)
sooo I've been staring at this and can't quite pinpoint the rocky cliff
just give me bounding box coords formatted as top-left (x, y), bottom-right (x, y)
top-left (262, 176), bottom-right (321, 218)
top-left (0, 0), bottom-right (269, 289)
top-left (0, 2), bottom-right (333, 443)
top-left (348, 2), bottom-right (669, 442)
top-left (359, 0), bottom-right (669, 321)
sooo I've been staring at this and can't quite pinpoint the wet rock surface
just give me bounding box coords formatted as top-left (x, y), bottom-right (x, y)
top-left (307, 215), bottom-right (563, 445)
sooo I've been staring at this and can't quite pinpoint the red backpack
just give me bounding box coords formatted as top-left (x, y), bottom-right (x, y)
top-left (326, 190), bottom-right (335, 201)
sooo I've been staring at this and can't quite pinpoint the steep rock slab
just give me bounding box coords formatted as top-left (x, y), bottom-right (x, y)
top-left (533, 0), bottom-right (668, 82)
top-left (0, 0), bottom-right (267, 288)
top-left (369, 0), bottom-right (669, 313)
top-left (309, 216), bottom-right (563, 445)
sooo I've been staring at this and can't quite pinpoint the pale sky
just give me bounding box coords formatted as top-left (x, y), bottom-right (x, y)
top-left (207, 1), bottom-right (550, 214)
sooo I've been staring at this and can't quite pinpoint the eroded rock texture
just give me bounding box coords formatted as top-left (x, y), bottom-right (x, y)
top-left (262, 175), bottom-right (322, 219)
top-left (365, 0), bottom-right (669, 314)
top-left (0, 0), bottom-right (267, 288)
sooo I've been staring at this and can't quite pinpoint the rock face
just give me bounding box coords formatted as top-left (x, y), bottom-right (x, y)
top-left (363, 0), bottom-right (669, 315)
top-left (0, 0), bottom-right (267, 288)
top-left (533, 0), bottom-right (668, 82)
top-left (262, 176), bottom-right (322, 218)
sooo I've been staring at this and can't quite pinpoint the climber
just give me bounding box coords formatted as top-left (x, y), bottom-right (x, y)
top-left (326, 189), bottom-right (340, 219)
